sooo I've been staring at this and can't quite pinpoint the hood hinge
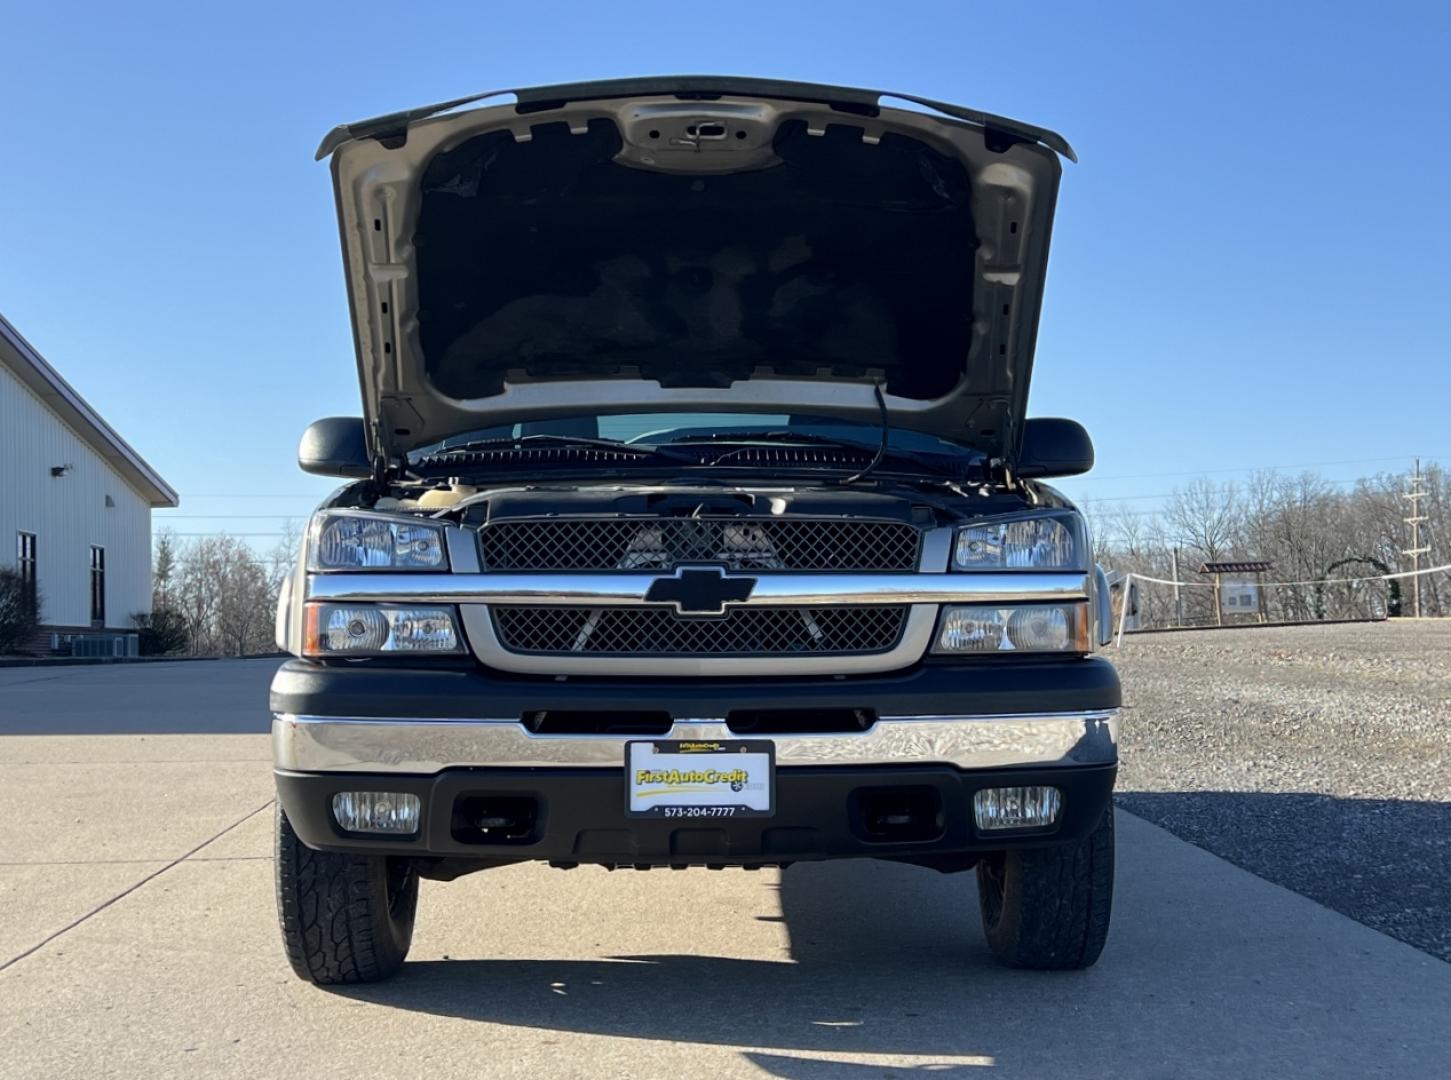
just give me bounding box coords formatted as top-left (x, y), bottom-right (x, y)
top-left (368, 419), bottom-right (395, 494)
top-left (988, 459), bottom-right (1018, 492)
top-left (1001, 407), bottom-right (1019, 473)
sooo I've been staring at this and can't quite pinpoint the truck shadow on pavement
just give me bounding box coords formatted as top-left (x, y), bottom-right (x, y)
top-left (335, 856), bottom-right (1058, 1072)
top-left (331, 803), bottom-right (1451, 1076)
top-left (1116, 789), bottom-right (1451, 963)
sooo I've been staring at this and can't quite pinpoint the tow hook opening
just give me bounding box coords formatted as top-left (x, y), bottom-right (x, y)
top-left (686, 121), bottom-right (728, 139)
top-left (451, 795), bottom-right (540, 845)
top-left (851, 786), bottom-right (944, 843)
top-left (525, 710), bottom-right (672, 736)
top-left (726, 708), bottom-right (875, 735)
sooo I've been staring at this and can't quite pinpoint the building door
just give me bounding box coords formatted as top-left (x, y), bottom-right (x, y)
top-left (90, 546), bottom-right (106, 627)
top-left (17, 532), bottom-right (37, 617)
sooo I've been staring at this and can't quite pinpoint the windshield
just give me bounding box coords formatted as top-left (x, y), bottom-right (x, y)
top-left (411, 412), bottom-right (980, 461)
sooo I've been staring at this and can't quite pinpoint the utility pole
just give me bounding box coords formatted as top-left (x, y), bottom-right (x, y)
top-left (1402, 457), bottom-right (1429, 618)
top-left (1171, 546), bottom-right (1183, 628)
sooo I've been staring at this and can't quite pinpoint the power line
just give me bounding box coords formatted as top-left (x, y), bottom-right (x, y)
top-left (1081, 475), bottom-right (1372, 508)
top-left (1088, 453), bottom-right (1441, 483)
top-left (173, 454), bottom-right (1444, 499)
top-left (164, 532), bottom-right (295, 538)
top-left (158, 457), bottom-right (1443, 538)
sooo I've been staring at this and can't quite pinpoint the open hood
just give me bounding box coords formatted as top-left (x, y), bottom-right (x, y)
top-left (320, 76), bottom-right (1072, 467)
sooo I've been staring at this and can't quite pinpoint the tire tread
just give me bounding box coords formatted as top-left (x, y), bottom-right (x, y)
top-left (977, 809), bottom-right (1114, 970)
top-left (274, 805), bottom-right (414, 985)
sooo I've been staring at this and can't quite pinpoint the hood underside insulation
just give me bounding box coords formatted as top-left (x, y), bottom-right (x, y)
top-left (415, 118), bottom-right (977, 401)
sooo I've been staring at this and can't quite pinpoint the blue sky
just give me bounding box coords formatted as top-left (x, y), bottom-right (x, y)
top-left (4, 0), bottom-right (1448, 541)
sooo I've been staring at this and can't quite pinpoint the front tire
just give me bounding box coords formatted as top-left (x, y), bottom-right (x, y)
top-left (274, 805), bottom-right (418, 985)
top-left (975, 808), bottom-right (1114, 970)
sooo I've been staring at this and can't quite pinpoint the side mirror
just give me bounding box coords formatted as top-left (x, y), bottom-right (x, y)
top-left (298, 417), bottom-right (372, 478)
top-left (1017, 418), bottom-right (1094, 479)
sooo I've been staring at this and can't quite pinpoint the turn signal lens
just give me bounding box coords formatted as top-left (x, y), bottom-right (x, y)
top-left (303, 603), bottom-right (463, 656)
top-left (933, 603), bottom-right (1089, 654)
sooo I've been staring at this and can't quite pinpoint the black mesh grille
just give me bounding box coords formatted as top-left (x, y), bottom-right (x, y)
top-left (478, 519), bottom-right (920, 572)
top-left (492, 605), bottom-right (909, 656)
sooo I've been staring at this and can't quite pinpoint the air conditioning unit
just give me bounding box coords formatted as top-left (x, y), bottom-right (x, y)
top-left (71, 634), bottom-right (139, 658)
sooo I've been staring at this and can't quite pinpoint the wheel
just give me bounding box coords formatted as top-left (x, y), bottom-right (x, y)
top-left (274, 804), bottom-right (418, 984)
top-left (975, 808), bottom-right (1114, 970)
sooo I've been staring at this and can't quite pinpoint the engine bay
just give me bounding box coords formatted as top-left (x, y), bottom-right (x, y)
top-left (329, 473), bottom-right (1054, 535)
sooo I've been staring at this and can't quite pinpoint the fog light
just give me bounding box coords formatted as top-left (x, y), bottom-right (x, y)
top-left (973, 786), bottom-right (1062, 830)
top-left (332, 791), bottom-right (422, 834)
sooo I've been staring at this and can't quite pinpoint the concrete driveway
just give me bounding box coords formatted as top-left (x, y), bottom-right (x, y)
top-left (1, 662), bottom-right (1447, 1078)
top-left (0, 658), bottom-right (279, 734)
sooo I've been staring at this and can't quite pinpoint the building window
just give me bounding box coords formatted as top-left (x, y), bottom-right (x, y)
top-left (90, 546), bottom-right (106, 625)
top-left (17, 532), bottom-right (37, 616)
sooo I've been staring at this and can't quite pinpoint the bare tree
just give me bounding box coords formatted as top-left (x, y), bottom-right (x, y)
top-left (165, 529), bottom-right (298, 656)
top-left (265, 521), bottom-right (303, 598)
top-left (212, 539), bottom-right (273, 656)
top-left (1096, 460), bottom-right (1448, 628)
top-left (1164, 478), bottom-right (1241, 563)
top-left (153, 530), bottom-right (178, 609)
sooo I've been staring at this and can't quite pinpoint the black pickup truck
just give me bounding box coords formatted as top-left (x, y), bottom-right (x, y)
top-left (271, 76), bottom-right (1119, 984)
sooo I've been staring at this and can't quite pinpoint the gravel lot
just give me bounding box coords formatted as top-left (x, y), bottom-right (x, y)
top-left (1113, 620), bottom-right (1451, 961)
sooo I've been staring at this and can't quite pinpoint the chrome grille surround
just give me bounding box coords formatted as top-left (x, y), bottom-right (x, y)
top-left (476, 517), bottom-right (922, 572)
top-left (492, 604), bottom-right (909, 657)
top-left (302, 521), bottom-right (1093, 676)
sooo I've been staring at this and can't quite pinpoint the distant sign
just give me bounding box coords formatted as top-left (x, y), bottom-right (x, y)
top-left (1221, 581), bottom-right (1259, 612)
top-left (1123, 578), bottom-right (1142, 631)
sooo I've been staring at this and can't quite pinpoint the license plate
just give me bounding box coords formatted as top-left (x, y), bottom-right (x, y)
top-left (625, 740), bottom-right (775, 818)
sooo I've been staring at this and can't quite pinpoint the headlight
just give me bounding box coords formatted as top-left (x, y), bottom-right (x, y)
top-left (932, 603), bottom-right (1089, 654)
top-left (303, 603), bottom-right (464, 656)
top-left (310, 512), bottom-right (447, 571)
top-left (953, 512), bottom-right (1082, 571)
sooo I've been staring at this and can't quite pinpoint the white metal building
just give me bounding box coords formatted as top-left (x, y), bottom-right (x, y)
top-left (1, 313), bottom-right (177, 650)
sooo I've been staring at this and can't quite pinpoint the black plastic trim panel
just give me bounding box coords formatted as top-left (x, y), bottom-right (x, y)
top-left (276, 762), bottom-right (1116, 866)
top-left (269, 656), bottom-right (1121, 720)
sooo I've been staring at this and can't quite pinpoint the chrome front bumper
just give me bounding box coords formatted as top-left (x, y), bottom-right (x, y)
top-left (272, 708), bottom-right (1119, 774)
